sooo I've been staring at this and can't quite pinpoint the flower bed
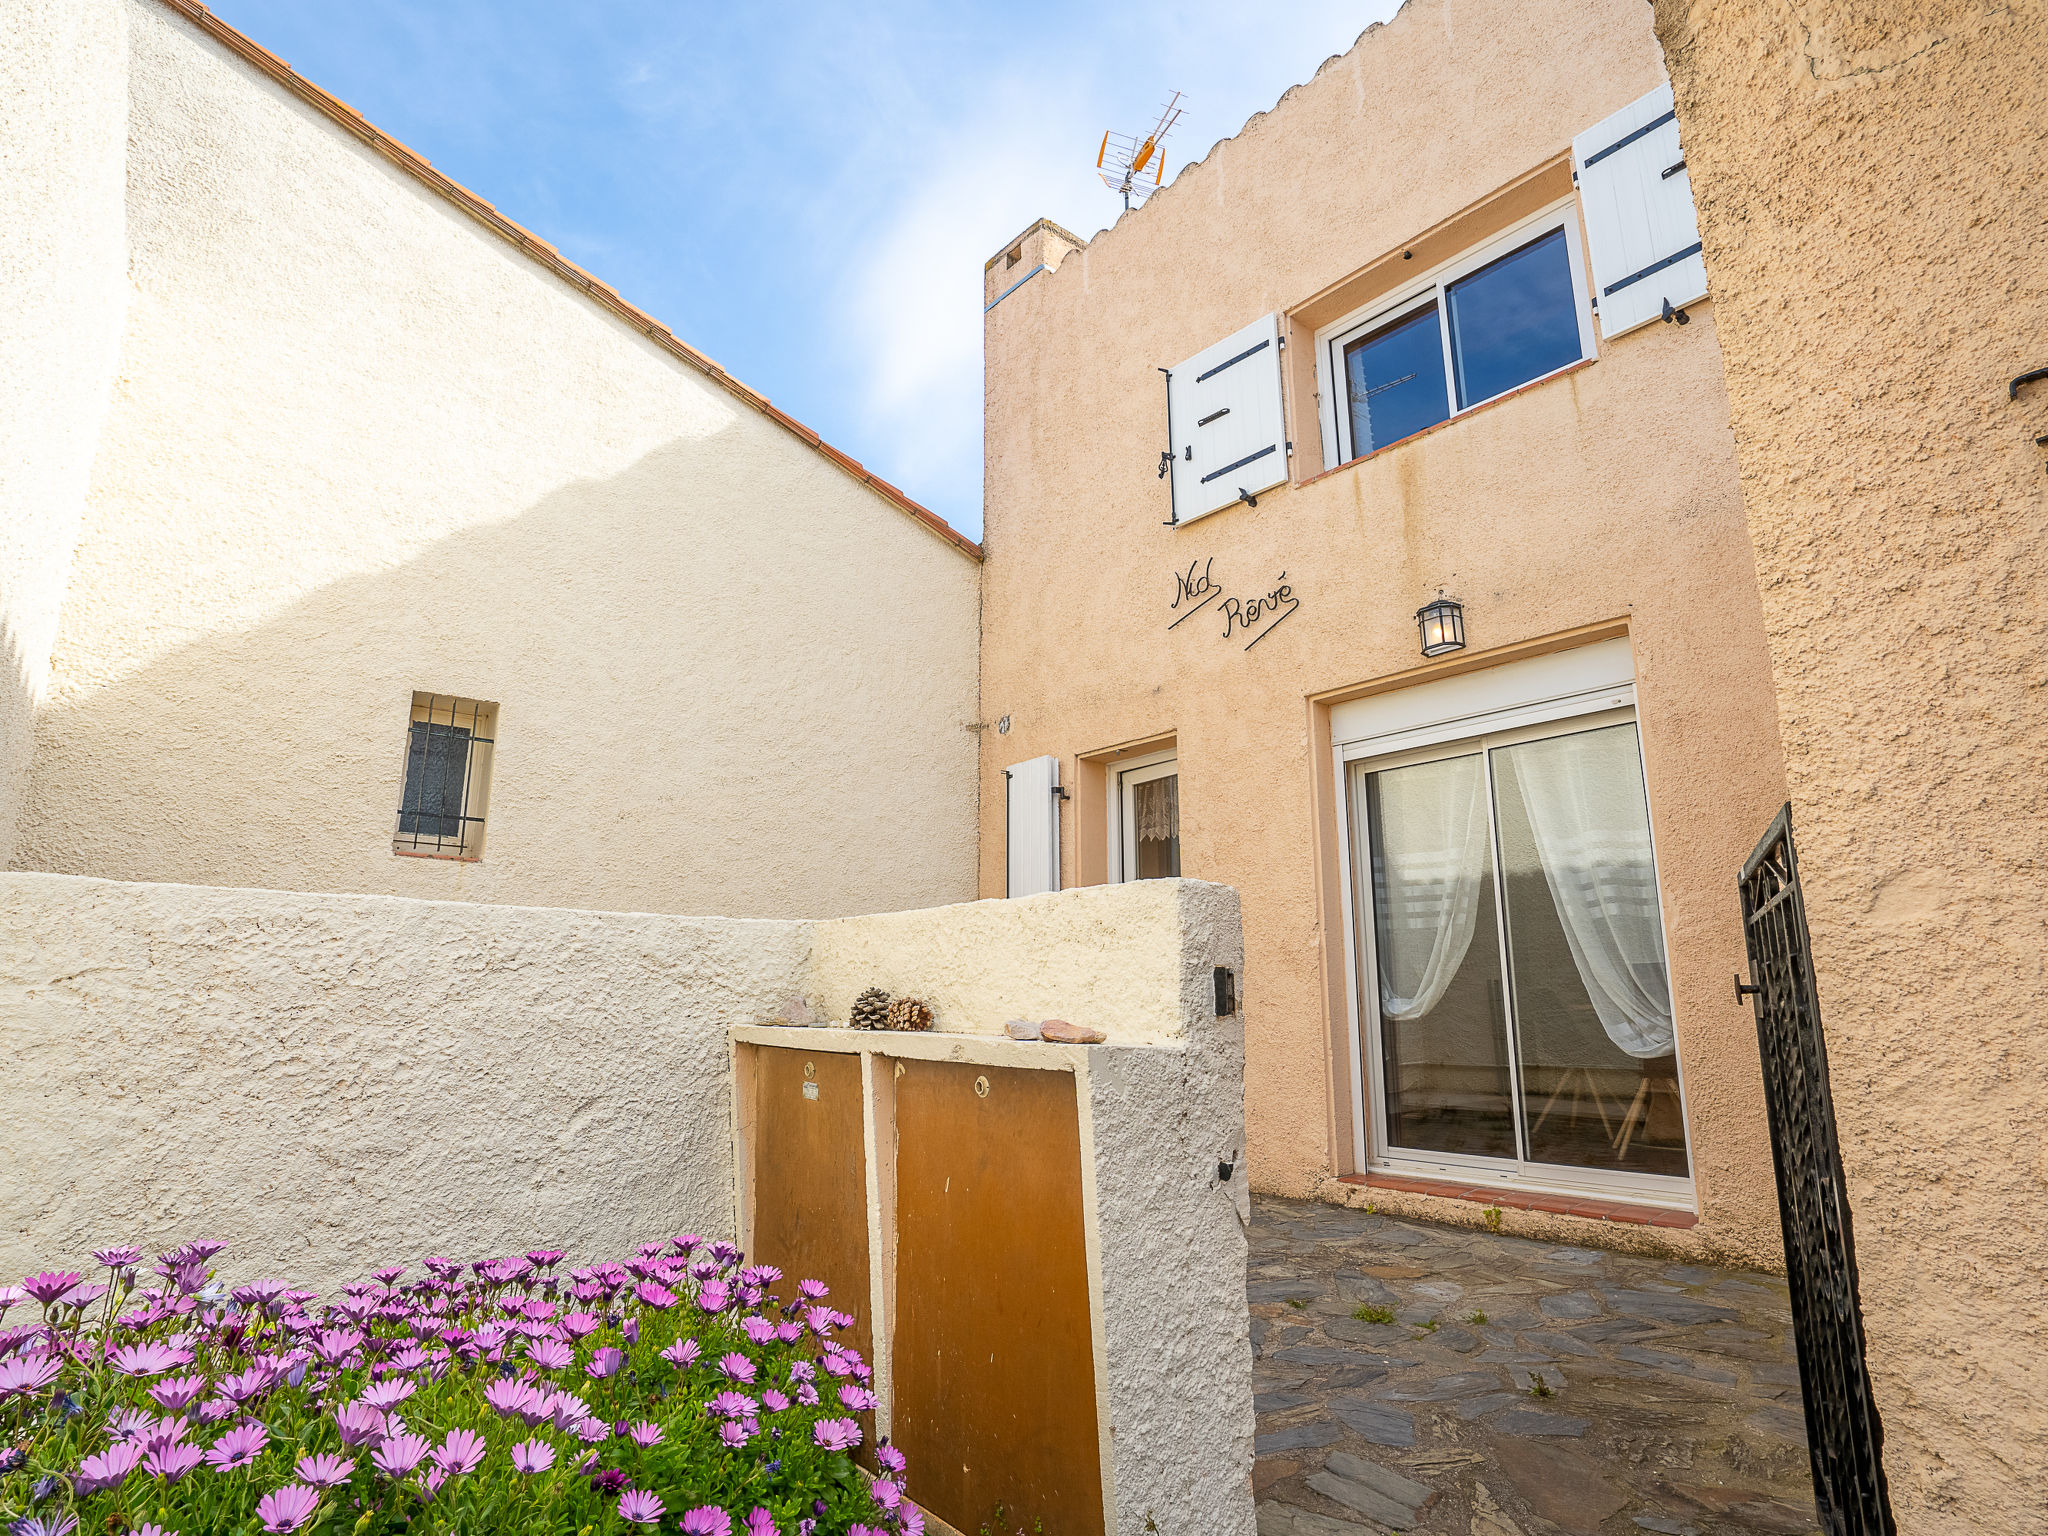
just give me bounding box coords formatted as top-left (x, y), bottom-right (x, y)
top-left (0, 1238), bottom-right (913, 1535)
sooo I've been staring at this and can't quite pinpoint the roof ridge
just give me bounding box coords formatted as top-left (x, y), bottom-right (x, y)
top-left (151, 0), bottom-right (982, 563)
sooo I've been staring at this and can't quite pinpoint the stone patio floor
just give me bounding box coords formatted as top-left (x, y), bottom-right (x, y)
top-left (1248, 1195), bottom-right (1819, 1536)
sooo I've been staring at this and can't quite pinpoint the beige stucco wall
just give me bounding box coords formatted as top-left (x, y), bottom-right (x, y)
top-left (0, 871), bottom-right (810, 1291)
top-left (8, 0), bottom-right (980, 921)
top-left (1655, 1), bottom-right (2048, 1524)
top-left (979, 0), bottom-right (1791, 1263)
top-left (0, 0), bottom-right (129, 871)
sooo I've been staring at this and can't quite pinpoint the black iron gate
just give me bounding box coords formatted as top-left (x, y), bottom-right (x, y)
top-left (1737, 804), bottom-right (1897, 1536)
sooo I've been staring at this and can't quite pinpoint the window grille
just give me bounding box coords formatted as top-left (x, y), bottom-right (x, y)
top-left (394, 693), bottom-right (496, 859)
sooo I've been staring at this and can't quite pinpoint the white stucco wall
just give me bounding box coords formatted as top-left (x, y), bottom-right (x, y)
top-left (10, 0), bottom-right (981, 920)
top-left (0, 0), bottom-right (129, 870)
top-left (0, 871), bottom-right (809, 1291)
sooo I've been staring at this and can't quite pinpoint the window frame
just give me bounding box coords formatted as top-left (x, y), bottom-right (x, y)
top-left (1315, 199), bottom-right (1598, 472)
top-left (392, 692), bottom-right (497, 863)
top-left (1332, 687), bottom-right (1695, 1210)
top-left (1106, 748), bottom-right (1180, 885)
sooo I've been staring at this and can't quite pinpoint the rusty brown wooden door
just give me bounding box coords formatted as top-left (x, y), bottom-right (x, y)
top-left (746, 1047), bottom-right (873, 1373)
top-left (892, 1060), bottom-right (1103, 1535)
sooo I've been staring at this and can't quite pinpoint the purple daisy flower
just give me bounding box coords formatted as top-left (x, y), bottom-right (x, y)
top-left (254, 1483), bottom-right (319, 1534)
top-left (9, 1516), bottom-right (78, 1536)
top-left (334, 1402), bottom-right (387, 1448)
top-left (561, 1311), bottom-right (600, 1339)
top-left (899, 1511), bottom-right (926, 1536)
top-left (740, 1317), bottom-right (775, 1345)
top-left (744, 1508), bottom-right (777, 1536)
top-left (876, 1444), bottom-right (907, 1473)
top-left (71, 1441), bottom-right (143, 1494)
top-left (369, 1432), bottom-right (429, 1479)
top-left (143, 1442), bottom-right (205, 1483)
top-left (633, 1281), bottom-right (677, 1311)
top-left (525, 1249), bottom-right (565, 1269)
top-left (696, 1280), bottom-right (731, 1313)
top-left (483, 1378), bottom-right (541, 1419)
top-left (91, 1247), bottom-right (143, 1269)
top-left (619, 1490), bottom-right (666, 1526)
top-left (527, 1336), bottom-right (573, 1371)
top-left (132, 1525), bottom-right (173, 1536)
top-left (717, 1419), bottom-right (755, 1448)
top-left (706, 1390), bottom-right (756, 1420)
top-left (296, 1452), bottom-right (354, 1488)
top-left (811, 1416), bottom-right (861, 1452)
top-left (577, 1418), bottom-right (610, 1445)
top-left (0, 1354), bottom-right (63, 1399)
top-left (586, 1346), bottom-right (625, 1380)
top-left (760, 1388), bottom-right (790, 1412)
top-left (431, 1428), bottom-right (487, 1477)
top-left (659, 1338), bottom-right (700, 1369)
top-left (357, 1377), bottom-right (415, 1410)
top-left (19, 1273), bottom-right (81, 1307)
top-left (717, 1352), bottom-right (756, 1384)
top-left (510, 1438), bottom-right (555, 1474)
top-left (310, 1329), bottom-right (363, 1367)
top-left (627, 1420), bottom-right (664, 1448)
top-left (110, 1341), bottom-right (193, 1378)
top-left (839, 1384), bottom-right (878, 1412)
top-left (205, 1422), bottom-right (269, 1471)
top-left (680, 1507), bottom-right (732, 1536)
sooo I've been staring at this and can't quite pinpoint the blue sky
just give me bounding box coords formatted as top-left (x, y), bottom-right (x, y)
top-left (207, 0), bottom-right (1401, 539)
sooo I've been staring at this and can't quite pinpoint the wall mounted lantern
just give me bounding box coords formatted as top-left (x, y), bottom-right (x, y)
top-left (1416, 592), bottom-right (1465, 658)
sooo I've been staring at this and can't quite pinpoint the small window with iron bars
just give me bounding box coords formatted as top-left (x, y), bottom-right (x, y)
top-left (394, 692), bottom-right (496, 860)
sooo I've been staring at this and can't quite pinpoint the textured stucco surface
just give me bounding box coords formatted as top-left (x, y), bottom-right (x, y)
top-left (0, 0), bottom-right (128, 870)
top-left (1655, 1), bottom-right (2048, 1524)
top-left (979, 0), bottom-right (1789, 1262)
top-left (810, 879), bottom-right (1194, 1045)
top-left (10, 0), bottom-right (980, 921)
top-left (0, 872), bottom-right (808, 1290)
top-left (1085, 880), bottom-right (1253, 1536)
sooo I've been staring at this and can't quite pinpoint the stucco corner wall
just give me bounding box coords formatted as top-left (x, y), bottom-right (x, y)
top-left (1087, 877), bottom-right (1253, 1536)
top-left (0, 0), bottom-right (129, 870)
top-left (808, 879), bottom-right (1233, 1045)
top-left (0, 872), bottom-right (811, 1290)
top-left (1655, 1), bottom-right (2048, 1525)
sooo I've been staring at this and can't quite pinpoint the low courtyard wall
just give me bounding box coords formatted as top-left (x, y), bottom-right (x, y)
top-left (0, 871), bottom-right (1254, 1536)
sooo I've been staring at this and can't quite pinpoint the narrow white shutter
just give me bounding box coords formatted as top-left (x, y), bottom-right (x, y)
top-left (1573, 83), bottom-right (1707, 339)
top-left (1004, 755), bottom-right (1060, 897)
top-left (1167, 313), bottom-right (1287, 524)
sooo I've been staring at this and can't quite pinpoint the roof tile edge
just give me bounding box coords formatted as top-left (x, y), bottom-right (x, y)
top-left (151, 0), bottom-right (983, 564)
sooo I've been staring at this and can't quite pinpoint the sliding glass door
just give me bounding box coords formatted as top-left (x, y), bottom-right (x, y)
top-left (1348, 712), bottom-right (1690, 1197)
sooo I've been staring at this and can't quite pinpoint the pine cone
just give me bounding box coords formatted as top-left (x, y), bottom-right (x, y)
top-left (885, 996), bottom-right (934, 1033)
top-left (849, 987), bottom-right (891, 1031)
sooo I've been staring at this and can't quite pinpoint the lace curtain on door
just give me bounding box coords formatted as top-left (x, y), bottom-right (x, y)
top-left (1504, 728), bottom-right (1674, 1059)
top-left (1132, 774), bottom-right (1178, 843)
top-left (1360, 755), bottom-right (1491, 1022)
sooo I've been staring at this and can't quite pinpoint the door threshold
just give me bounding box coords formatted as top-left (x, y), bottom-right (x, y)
top-left (1340, 1170), bottom-right (1698, 1229)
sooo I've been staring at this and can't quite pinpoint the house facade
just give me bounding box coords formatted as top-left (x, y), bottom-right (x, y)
top-left (0, 0), bottom-right (982, 921)
top-left (980, 0), bottom-right (1790, 1259)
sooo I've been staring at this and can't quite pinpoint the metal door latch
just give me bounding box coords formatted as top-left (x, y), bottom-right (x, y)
top-left (1734, 973), bottom-right (1761, 1002)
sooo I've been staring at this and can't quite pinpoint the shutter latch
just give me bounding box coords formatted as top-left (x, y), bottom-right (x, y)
top-left (1157, 449), bottom-right (1173, 479)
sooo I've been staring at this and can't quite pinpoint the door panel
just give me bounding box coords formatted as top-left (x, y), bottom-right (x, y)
top-left (892, 1060), bottom-right (1103, 1535)
top-left (747, 1047), bottom-right (874, 1373)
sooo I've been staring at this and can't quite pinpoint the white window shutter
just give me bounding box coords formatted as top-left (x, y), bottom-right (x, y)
top-left (1167, 313), bottom-right (1287, 524)
top-left (1573, 83), bottom-right (1707, 339)
top-left (1004, 755), bottom-right (1060, 897)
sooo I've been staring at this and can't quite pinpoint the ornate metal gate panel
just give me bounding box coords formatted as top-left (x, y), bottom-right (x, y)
top-left (1738, 805), bottom-right (1896, 1536)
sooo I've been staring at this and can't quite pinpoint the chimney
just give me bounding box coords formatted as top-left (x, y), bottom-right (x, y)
top-left (983, 219), bottom-right (1087, 311)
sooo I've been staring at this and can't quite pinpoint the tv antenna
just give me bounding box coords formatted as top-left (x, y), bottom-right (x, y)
top-left (1097, 91), bottom-right (1184, 210)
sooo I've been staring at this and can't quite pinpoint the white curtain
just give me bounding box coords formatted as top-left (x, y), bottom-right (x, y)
top-left (1360, 755), bottom-right (1491, 1022)
top-left (1504, 728), bottom-right (1675, 1059)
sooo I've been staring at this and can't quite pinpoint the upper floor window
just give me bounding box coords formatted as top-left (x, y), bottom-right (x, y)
top-left (1317, 205), bottom-right (1596, 469)
top-left (394, 692), bottom-right (496, 861)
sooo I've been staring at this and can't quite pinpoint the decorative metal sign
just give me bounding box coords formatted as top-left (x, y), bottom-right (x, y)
top-left (1167, 558), bottom-right (1301, 651)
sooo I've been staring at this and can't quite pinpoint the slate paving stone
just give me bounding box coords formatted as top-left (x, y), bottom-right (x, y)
top-left (1604, 1289), bottom-right (1740, 1325)
top-left (1497, 1407), bottom-right (1590, 1437)
top-left (1456, 1392), bottom-right (1521, 1420)
top-left (1381, 1370), bottom-right (1504, 1401)
top-left (1256, 1421), bottom-right (1343, 1456)
top-left (1304, 1471), bottom-right (1420, 1529)
top-left (1614, 1345), bottom-right (1741, 1384)
top-left (1244, 1196), bottom-right (1818, 1536)
top-left (1540, 1291), bottom-right (1603, 1319)
top-left (1329, 1398), bottom-right (1415, 1446)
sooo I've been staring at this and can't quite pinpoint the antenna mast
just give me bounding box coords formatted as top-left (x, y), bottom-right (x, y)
top-left (1096, 91), bottom-right (1185, 211)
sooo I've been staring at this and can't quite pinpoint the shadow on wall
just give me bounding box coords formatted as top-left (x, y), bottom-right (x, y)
top-left (0, 613), bottom-right (34, 869)
top-left (17, 430), bottom-right (979, 919)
